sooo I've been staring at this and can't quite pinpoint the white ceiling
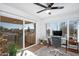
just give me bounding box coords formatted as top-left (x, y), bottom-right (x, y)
top-left (2, 3), bottom-right (79, 22)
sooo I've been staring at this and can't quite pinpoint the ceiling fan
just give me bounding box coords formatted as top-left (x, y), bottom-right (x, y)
top-left (34, 3), bottom-right (64, 15)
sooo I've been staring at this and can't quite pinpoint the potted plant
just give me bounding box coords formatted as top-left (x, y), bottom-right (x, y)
top-left (8, 43), bottom-right (17, 56)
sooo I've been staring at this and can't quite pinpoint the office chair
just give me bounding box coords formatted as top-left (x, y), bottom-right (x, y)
top-left (48, 37), bottom-right (69, 56)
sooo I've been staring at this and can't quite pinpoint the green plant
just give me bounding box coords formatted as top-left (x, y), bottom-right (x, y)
top-left (8, 43), bottom-right (17, 56)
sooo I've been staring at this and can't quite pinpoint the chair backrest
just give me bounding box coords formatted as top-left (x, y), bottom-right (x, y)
top-left (52, 37), bottom-right (61, 48)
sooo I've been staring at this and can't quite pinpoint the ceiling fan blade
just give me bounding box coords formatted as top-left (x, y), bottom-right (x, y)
top-left (37, 9), bottom-right (47, 13)
top-left (51, 6), bottom-right (64, 9)
top-left (48, 3), bottom-right (54, 7)
top-left (34, 3), bottom-right (47, 8)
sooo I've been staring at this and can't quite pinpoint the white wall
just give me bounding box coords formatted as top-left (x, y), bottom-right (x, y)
top-left (36, 21), bottom-right (47, 44)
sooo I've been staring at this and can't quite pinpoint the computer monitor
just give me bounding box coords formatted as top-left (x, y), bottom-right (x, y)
top-left (53, 31), bottom-right (62, 36)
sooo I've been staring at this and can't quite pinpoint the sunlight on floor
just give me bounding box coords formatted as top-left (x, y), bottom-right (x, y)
top-left (17, 50), bottom-right (37, 56)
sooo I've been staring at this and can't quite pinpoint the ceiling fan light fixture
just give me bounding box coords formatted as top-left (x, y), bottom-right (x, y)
top-left (45, 10), bottom-right (51, 15)
top-left (48, 12), bottom-right (51, 15)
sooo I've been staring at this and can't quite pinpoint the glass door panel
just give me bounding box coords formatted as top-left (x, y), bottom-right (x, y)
top-left (24, 23), bottom-right (36, 47)
top-left (0, 16), bottom-right (23, 49)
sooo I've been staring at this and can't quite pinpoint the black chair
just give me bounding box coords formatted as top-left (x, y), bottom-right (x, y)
top-left (48, 36), bottom-right (67, 56)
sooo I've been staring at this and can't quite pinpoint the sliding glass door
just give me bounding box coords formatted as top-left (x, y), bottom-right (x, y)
top-left (0, 16), bottom-right (23, 49)
top-left (68, 20), bottom-right (78, 53)
top-left (24, 23), bottom-right (36, 47)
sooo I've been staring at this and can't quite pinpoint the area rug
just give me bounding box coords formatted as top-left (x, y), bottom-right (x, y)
top-left (34, 46), bottom-right (79, 56)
